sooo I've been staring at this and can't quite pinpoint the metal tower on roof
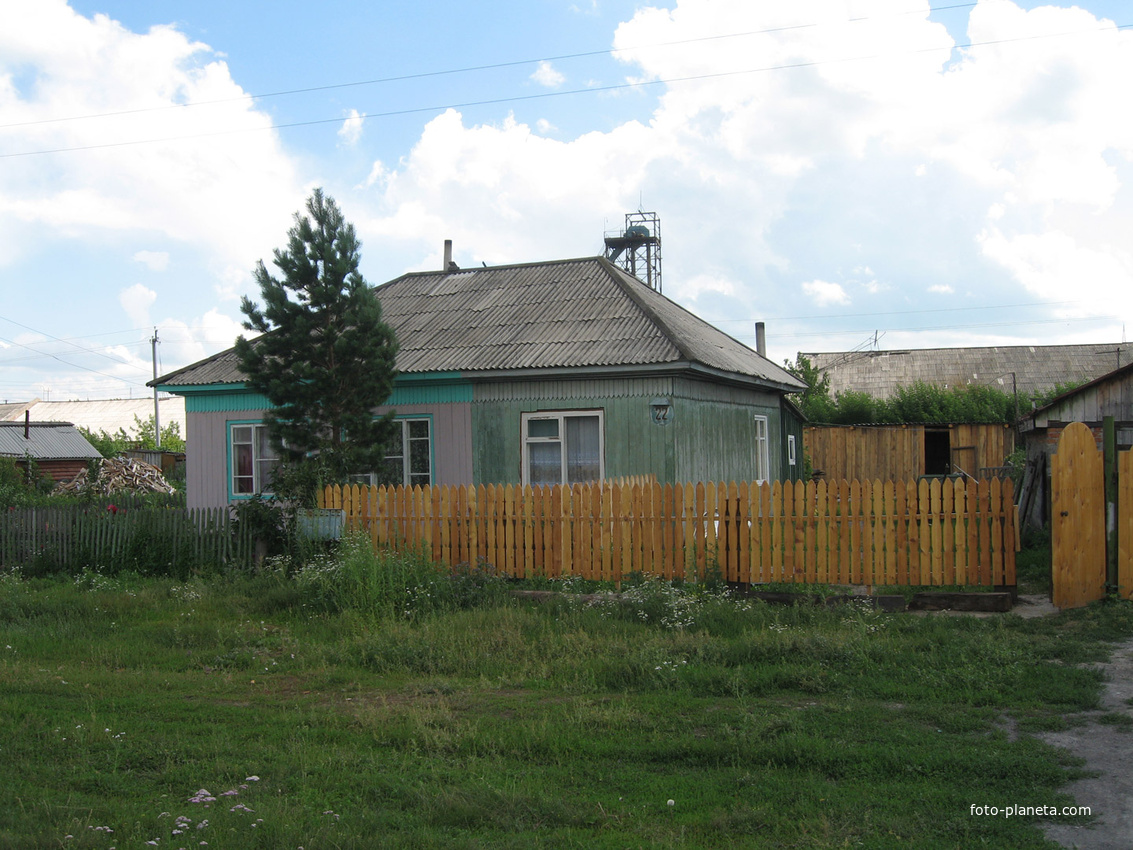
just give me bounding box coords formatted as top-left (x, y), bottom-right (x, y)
top-left (604, 211), bottom-right (662, 292)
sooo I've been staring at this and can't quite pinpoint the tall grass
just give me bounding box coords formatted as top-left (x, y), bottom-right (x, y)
top-left (287, 533), bottom-right (510, 617)
top-left (2, 544), bottom-right (1131, 848)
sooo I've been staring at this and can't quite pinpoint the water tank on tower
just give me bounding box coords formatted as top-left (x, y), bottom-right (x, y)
top-left (604, 211), bottom-right (662, 292)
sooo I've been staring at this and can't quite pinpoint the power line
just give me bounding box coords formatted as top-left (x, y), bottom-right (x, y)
top-left (720, 299), bottom-right (1085, 324)
top-left (3, 18), bottom-right (1127, 159)
top-left (766, 314), bottom-right (1121, 338)
top-left (0, 3), bottom-right (981, 132)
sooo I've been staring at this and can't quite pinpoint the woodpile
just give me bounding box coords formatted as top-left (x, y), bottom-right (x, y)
top-left (53, 457), bottom-right (177, 496)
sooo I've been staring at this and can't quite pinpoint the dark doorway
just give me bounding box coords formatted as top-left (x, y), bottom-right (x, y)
top-left (924, 429), bottom-right (951, 475)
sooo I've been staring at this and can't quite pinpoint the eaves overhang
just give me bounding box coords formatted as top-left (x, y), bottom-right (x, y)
top-left (459, 360), bottom-right (804, 393)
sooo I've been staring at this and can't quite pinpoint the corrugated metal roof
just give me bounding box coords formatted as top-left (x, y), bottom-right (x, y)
top-left (804, 344), bottom-right (1133, 400)
top-left (0, 422), bottom-right (103, 460)
top-left (158, 256), bottom-right (804, 391)
top-left (0, 397), bottom-right (186, 435)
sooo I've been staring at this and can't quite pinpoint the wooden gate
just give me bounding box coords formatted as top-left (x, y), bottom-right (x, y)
top-left (1052, 422), bottom-right (1106, 609)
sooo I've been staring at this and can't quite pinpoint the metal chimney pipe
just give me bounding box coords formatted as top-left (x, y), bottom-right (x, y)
top-left (755, 322), bottom-right (767, 358)
top-left (443, 239), bottom-right (453, 270)
top-left (24, 409), bottom-right (30, 440)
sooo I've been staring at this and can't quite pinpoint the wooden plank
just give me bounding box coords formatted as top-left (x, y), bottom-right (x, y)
top-left (976, 480), bottom-right (991, 587)
top-left (1120, 449), bottom-right (1133, 600)
top-left (812, 480), bottom-right (826, 585)
top-left (941, 479), bottom-right (955, 585)
top-left (792, 480), bottom-right (806, 584)
top-left (737, 481), bottom-right (751, 584)
top-left (759, 481), bottom-right (773, 584)
top-left (661, 483), bottom-right (675, 580)
top-left (917, 478), bottom-right (932, 586)
top-left (930, 478), bottom-right (943, 586)
top-left (504, 484), bottom-right (517, 578)
top-left (772, 481), bottom-right (786, 583)
top-left (894, 480), bottom-right (908, 586)
top-left (990, 478), bottom-right (1004, 586)
top-left (652, 482), bottom-right (666, 581)
top-left (835, 479), bottom-right (851, 586)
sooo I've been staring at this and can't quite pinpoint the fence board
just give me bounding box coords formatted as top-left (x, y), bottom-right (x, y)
top-left (320, 478), bottom-right (1018, 589)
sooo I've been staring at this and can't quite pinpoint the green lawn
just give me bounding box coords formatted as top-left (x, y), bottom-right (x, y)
top-left (0, 543), bottom-right (1128, 849)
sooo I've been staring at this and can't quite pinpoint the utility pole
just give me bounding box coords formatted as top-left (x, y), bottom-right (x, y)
top-left (151, 328), bottom-right (161, 450)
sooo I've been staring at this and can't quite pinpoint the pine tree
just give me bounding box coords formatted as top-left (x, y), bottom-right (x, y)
top-left (234, 189), bottom-right (398, 495)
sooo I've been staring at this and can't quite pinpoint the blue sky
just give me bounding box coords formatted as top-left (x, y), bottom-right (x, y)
top-left (1, 0), bottom-right (1130, 402)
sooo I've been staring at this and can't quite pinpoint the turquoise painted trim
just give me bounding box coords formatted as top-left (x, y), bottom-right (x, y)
top-left (174, 372), bottom-right (472, 412)
top-left (187, 391), bottom-right (273, 413)
top-left (387, 383), bottom-right (472, 404)
top-left (159, 382), bottom-right (248, 394)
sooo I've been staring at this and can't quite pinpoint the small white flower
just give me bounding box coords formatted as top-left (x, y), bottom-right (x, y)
top-left (667, 799), bottom-right (675, 807)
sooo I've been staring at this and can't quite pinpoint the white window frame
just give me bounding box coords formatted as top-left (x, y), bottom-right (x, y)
top-left (788, 434), bottom-right (797, 467)
top-left (521, 409), bottom-right (605, 486)
top-left (229, 422), bottom-right (279, 498)
top-left (351, 417), bottom-right (433, 488)
top-left (754, 415), bottom-right (770, 483)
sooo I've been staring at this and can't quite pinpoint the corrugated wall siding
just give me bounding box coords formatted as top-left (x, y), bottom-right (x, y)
top-left (184, 402), bottom-right (473, 510)
top-left (472, 376), bottom-right (796, 485)
top-left (472, 391), bottom-right (677, 484)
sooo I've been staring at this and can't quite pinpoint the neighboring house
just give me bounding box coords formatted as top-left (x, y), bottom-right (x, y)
top-left (154, 256), bottom-right (806, 510)
top-left (803, 343), bottom-right (1133, 401)
top-left (0, 396), bottom-right (186, 437)
top-left (0, 420), bottom-right (103, 482)
top-left (1016, 361), bottom-right (1133, 529)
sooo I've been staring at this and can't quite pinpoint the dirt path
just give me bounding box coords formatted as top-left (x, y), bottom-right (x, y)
top-left (923, 595), bottom-right (1132, 846)
top-left (1038, 636), bottom-right (1133, 849)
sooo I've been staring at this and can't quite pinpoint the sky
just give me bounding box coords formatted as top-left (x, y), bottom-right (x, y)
top-left (1, 0), bottom-right (1131, 403)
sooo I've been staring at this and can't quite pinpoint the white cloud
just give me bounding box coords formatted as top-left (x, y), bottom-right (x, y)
top-left (802, 280), bottom-right (851, 307)
top-left (928, 284), bottom-right (954, 294)
top-left (338, 109), bottom-right (364, 146)
top-left (0, 0), bottom-right (304, 272)
top-left (356, 0), bottom-right (1133, 362)
top-left (132, 250), bottom-right (169, 271)
top-left (119, 283), bottom-right (157, 327)
top-left (531, 61), bottom-right (565, 88)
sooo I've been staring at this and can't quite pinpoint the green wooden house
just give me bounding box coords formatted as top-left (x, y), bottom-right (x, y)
top-left (154, 256), bottom-right (806, 510)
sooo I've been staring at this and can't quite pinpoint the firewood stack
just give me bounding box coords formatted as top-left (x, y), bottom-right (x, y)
top-left (53, 457), bottom-right (177, 496)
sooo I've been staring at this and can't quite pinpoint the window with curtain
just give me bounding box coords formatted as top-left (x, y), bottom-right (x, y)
top-left (230, 423), bottom-right (278, 496)
top-left (522, 410), bottom-right (604, 486)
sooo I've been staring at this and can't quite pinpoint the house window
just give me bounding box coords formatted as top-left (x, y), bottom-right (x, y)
top-left (788, 434), bottom-right (797, 466)
top-left (230, 423), bottom-right (278, 496)
top-left (353, 418), bottom-right (433, 487)
top-left (522, 410), bottom-right (604, 486)
top-left (754, 415), bottom-right (769, 483)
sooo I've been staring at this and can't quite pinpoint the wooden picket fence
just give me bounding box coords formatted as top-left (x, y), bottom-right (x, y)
top-left (0, 505), bottom-right (252, 572)
top-left (320, 477), bottom-right (1017, 588)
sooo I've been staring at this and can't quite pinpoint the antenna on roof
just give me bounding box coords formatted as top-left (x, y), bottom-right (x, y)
top-left (604, 211), bottom-right (662, 292)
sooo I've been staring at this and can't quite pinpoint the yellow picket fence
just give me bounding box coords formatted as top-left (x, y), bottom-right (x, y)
top-left (319, 477), bottom-right (1017, 588)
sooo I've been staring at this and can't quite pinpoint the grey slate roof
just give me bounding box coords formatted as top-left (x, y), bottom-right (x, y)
top-left (803, 343), bottom-right (1133, 400)
top-left (158, 257), bottom-right (803, 392)
top-left (0, 422), bottom-right (103, 461)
